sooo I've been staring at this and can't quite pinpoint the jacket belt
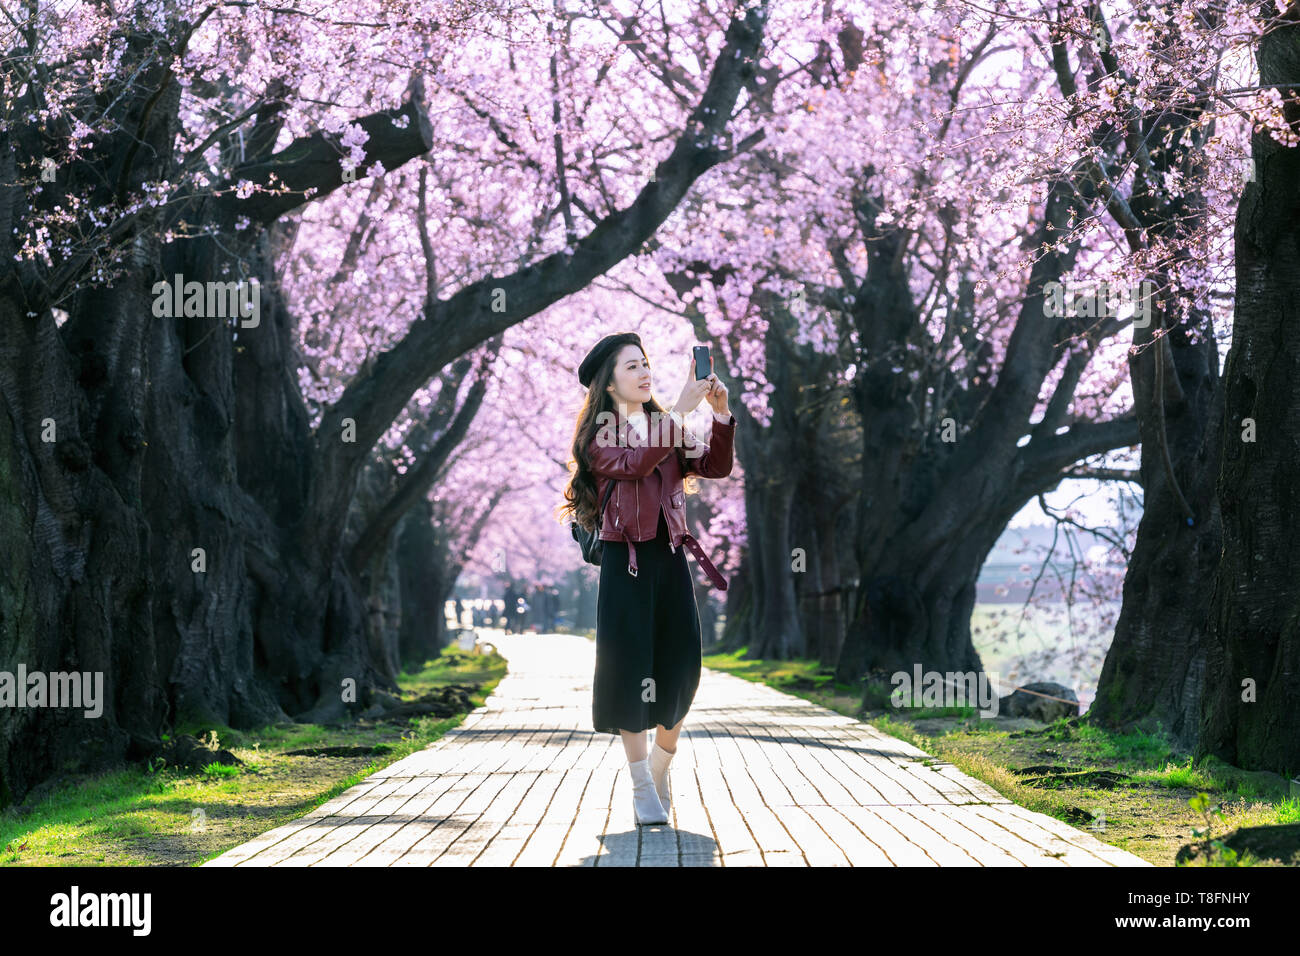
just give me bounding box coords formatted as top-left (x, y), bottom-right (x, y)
top-left (622, 530), bottom-right (726, 591)
top-left (680, 534), bottom-right (728, 590)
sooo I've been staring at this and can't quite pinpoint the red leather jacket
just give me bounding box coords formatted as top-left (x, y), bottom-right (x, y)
top-left (586, 409), bottom-right (736, 589)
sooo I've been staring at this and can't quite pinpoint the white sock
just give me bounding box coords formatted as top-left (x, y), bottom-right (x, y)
top-left (628, 756), bottom-right (667, 824)
top-left (650, 741), bottom-right (675, 816)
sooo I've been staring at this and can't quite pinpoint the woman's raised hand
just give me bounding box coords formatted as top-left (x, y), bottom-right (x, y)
top-left (672, 358), bottom-right (713, 415)
top-left (704, 373), bottom-right (729, 414)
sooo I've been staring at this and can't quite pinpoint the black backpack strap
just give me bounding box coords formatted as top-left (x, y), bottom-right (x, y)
top-left (596, 477), bottom-right (616, 530)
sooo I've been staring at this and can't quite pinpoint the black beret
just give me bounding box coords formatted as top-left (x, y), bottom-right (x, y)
top-left (578, 331), bottom-right (643, 389)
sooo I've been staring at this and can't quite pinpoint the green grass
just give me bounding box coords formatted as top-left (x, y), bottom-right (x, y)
top-left (1131, 757), bottom-right (1226, 792)
top-left (0, 645), bottom-right (508, 867)
top-left (701, 645), bottom-right (1298, 866)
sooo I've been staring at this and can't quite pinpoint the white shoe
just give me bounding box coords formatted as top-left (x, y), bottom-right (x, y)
top-left (628, 756), bottom-right (668, 825)
top-left (649, 741), bottom-right (675, 817)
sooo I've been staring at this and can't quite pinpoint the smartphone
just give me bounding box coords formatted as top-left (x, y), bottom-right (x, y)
top-left (693, 345), bottom-right (712, 380)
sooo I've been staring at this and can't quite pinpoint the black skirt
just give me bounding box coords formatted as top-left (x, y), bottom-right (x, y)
top-left (592, 506), bottom-right (703, 736)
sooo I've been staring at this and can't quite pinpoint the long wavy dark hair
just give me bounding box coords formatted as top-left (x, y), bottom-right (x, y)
top-left (557, 344), bottom-right (697, 533)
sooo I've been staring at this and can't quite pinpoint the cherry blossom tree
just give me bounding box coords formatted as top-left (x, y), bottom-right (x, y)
top-left (0, 0), bottom-right (771, 805)
top-left (589, 0), bottom-right (1149, 684)
top-left (1200, 0), bottom-right (1300, 773)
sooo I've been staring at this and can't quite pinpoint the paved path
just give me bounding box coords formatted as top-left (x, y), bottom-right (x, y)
top-left (204, 632), bottom-right (1152, 867)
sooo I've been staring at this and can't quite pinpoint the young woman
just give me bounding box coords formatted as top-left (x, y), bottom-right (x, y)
top-left (559, 331), bottom-right (736, 826)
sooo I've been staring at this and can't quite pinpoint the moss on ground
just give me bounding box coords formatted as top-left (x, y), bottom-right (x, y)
top-left (703, 647), bottom-right (1298, 867)
top-left (0, 645), bottom-right (507, 867)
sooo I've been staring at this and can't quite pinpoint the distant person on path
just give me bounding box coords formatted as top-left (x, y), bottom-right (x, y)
top-left (559, 331), bottom-right (736, 827)
top-left (531, 583), bottom-right (546, 631)
top-left (547, 586), bottom-right (560, 631)
top-left (524, 583), bottom-right (538, 631)
top-left (503, 584), bottom-right (518, 632)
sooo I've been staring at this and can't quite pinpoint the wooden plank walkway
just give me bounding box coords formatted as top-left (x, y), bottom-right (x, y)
top-left (204, 632), bottom-right (1152, 867)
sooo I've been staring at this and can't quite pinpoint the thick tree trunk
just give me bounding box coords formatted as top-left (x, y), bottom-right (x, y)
top-left (720, 552), bottom-right (754, 652)
top-left (1089, 323), bottom-right (1220, 751)
top-left (697, 589), bottom-right (720, 650)
top-left (0, 47), bottom-right (197, 802)
top-left (838, 540), bottom-right (985, 687)
top-left (832, 172), bottom-right (1142, 697)
top-left (802, 503), bottom-right (852, 669)
top-left (1087, 17), bottom-right (1223, 751)
top-left (1199, 9), bottom-right (1300, 773)
top-left (0, 302), bottom-right (166, 805)
top-left (395, 500), bottom-right (445, 670)
top-left (792, 396), bottom-right (857, 668)
top-left (0, 72), bottom-right (424, 801)
top-left (0, 0), bottom-right (773, 804)
top-left (711, 395), bottom-right (802, 658)
top-left (152, 222), bottom-right (395, 730)
top-left (363, 536), bottom-right (404, 682)
top-left (569, 567), bottom-right (598, 632)
top-left (749, 482), bottom-right (801, 658)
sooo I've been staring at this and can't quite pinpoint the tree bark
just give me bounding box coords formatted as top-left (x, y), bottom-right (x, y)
top-left (1086, 4), bottom-right (1224, 750)
top-left (720, 552), bottom-right (754, 652)
top-left (0, 4), bottom-right (772, 804)
top-left (835, 171), bottom-right (1137, 686)
top-left (1198, 5), bottom-right (1300, 773)
top-left (396, 499), bottom-right (444, 670)
top-left (1088, 315), bottom-right (1221, 750)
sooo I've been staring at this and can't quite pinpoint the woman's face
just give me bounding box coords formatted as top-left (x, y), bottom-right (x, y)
top-left (607, 344), bottom-right (651, 408)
